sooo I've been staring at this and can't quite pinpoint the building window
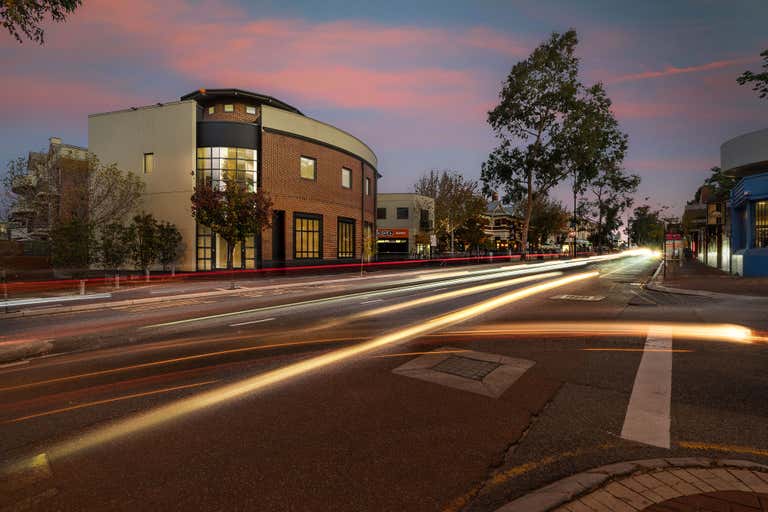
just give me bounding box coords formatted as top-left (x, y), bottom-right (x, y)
top-left (208, 106), bottom-right (214, 115)
top-left (420, 209), bottom-right (431, 230)
top-left (294, 213), bottom-right (322, 259)
top-left (224, 104), bottom-right (234, 113)
top-left (196, 223), bottom-right (213, 271)
top-left (377, 207), bottom-right (386, 220)
top-left (756, 201), bottom-right (768, 248)
top-left (365, 177), bottom-right (371, 195)
top-left (338, 218), bottom-right (355, 259)
top-left (246, 106), bottom-right (256, 115)
top-left (300, 156), bottom-right (316, 180)
top-left (396, 207), bottom-right (409, 220)
top-left (196, 146), bottom-right (257, 191)
top-left (341, 167), bottom-right (352, 189)
top-left (143, 153), bottom-right (154, 174)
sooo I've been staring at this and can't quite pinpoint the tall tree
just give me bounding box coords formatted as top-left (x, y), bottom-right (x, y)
top-left (1, 0), bottom-right (82, 44)
top-left (99, 222), bottom-right (132, 277)
top-left (737, 49), bottom-right (768, 99)
top-left (628, 205), bottom-right (666, 247)
top-left (581, 166), bottom-right (640, 252)
top-left (156, 221), bottom-right (183, 272)
top-left (526, 195), bottom-right (570, 248)
top-left (414, 170), bottom-right (486, 254)
top-left (482, 29), bottom-right (580, 257)
top-left (191, 179), bottom-right (272, 270)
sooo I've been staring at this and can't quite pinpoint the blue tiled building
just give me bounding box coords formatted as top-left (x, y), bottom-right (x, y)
top-left (723, 128), bottom-right (768, 276)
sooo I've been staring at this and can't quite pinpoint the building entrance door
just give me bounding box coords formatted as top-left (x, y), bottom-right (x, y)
top-left (272, 210), bottom-right (286, 267)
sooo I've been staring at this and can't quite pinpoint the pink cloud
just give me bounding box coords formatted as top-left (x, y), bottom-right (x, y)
top-left (608, 57), bottom-right (754, 84)
top-left (627, 157), bottom-right (717, 173)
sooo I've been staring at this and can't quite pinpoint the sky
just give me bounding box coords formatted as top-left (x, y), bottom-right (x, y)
top-left (1, 0), bottom-right (767, 220)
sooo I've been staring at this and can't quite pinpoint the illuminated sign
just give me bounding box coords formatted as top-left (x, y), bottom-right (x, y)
top-left (376, 228), bottom-right (409, 239)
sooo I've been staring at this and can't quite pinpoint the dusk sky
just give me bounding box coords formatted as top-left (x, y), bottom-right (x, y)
top-left (1, 0), bottom-right (767, 218)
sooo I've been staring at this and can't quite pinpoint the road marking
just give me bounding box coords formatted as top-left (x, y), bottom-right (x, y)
top-left (678, 441), bottom-right (768, 458)
top-left (2, 380), bottom-right (218, 424)
top-left (360, 299), bottom-right (383, 304)
top-left (549, 294), bottom-right (605, 301)
top-left (229, 317), bottom-right (275, 327)
top-left (582, 348), bottom-right (691, 353)
top-left (621, 328), bottom-right (672, 448)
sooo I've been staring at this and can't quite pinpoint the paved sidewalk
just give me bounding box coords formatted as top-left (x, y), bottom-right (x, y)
top-left (497, 458), bottom-right (768, 512)
top-left (657, 259), bottom-right (768, 297)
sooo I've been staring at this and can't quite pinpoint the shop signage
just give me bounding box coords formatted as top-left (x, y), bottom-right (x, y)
top-left (664, 233), bottom-right (682, 240)
top-left (377, 228), bottom-right (409, 238)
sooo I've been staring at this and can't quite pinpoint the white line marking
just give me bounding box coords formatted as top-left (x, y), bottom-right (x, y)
top-left (229, 317), bottom-right (275, 327)
top-left (621, 328), bottom-right (672, 448)
top-left (360, 299), bottom-right (383, 304)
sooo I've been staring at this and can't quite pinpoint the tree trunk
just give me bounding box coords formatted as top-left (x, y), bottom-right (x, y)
top-left (226, 241), bottom-right (234, 270)
top-left (521, 173), bottom-right (533, 259)
top-left (597, 210), bottom-right (604, 254)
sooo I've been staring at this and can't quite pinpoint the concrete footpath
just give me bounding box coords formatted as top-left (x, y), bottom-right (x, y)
top-left (497, 458), bottom-right (768, 512)
top-left (646, 258), bottom-right (768, 300)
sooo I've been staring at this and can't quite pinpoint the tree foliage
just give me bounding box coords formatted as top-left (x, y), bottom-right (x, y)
top-left (1, 0), bottom-right (82, 44)
top-left (156, 221), bottom-right (183, 271)
top-left (528, 195), bottom-right (570, 247)
top-left (481, 29), bottom-right (580, 255)
top-left (581, 166), bottom-right (640, 251)
top-left (191, 179), bottom-right (272, 269)
top-left (737, 49), bottom-right (768, 99)
top-left (87, 156), bottom-right (145, 228)
top-left (414, 170), bottom-right (486, 253)
top-left (628, 205), bottom-right (666, 247)
top-left (50, 217), bottom-right (93, 273)
top-left (99, 222), bottom-right (132, 272)
top-left (702, 166), bottom-right (737, 201)
top-left (129, 213), bottom-right (159, 273)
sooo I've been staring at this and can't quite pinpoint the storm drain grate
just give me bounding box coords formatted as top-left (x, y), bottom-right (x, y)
top-left (431, 356), bottom-right (502, 381)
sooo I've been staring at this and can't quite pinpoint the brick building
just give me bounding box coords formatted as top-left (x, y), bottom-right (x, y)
top-left (88, 89), bottom-right (378, 271)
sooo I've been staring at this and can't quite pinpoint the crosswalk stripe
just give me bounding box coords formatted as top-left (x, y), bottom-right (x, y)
top-left (620, 328), bottom-right (672, 448)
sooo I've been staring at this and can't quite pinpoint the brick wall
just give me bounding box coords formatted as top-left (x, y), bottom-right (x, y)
top-left (201, 102), bottom-right (261, 124)
top-left (260, 131), bottom-right (376, 264)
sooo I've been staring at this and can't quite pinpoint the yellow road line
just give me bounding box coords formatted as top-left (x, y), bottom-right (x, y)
top-left (0, 337), bottom-right (355, 393)
top-left (581, 348), bottom-right (693, 353)
top-left (678, 441), bottom-right (768, 458)
top-left (3, 380), bottom-right (218, 424)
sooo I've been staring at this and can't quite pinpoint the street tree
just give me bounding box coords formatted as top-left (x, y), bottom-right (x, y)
top-left (703, 166), bottom-right (737, 201)
top-left (87, 155), bottom-right (145, 228)
top-left (481, 29), bottom-right (581, 257)
top-left (581, 166), bottom-right (640, 252)
top-left (156, 221), bottom-right (184, 272)
top-left (737, 49), bottom-right (768, 99)
top-left (99, 222), bottom-right (132, 279)
top-left (414, 170), bottom-right (486, 254)
top-left (454, 215), bottom-right (489, 254)
top-left (129, 213), bottom-right (159, 277)
top-left (628, 205), bottom-right (666, 247)
top-left (191, 179), bottom-right (272, 270)
top-left (526, 195), bottom-right (570, 248)
top-left (50, 218), bottom-right (93, 275)
top-left (1, 0), bottom-right (82, 44)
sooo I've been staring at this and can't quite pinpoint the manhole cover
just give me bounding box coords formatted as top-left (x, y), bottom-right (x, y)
top-left (431, 356), bottom-right (502, 381)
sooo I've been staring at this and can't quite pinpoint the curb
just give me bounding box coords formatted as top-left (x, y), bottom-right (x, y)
top-left (495, 457), bottom-right (768, 512)
top-left (645, 260), bottom-right (768, 301)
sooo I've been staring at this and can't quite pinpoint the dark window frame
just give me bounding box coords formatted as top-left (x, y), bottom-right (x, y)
top-left (337, 217), bottom-right (355, 259)
top-left (341, 167), bottom-right (352, 189)
top-left (365, 176), bottom-right (371, 195)
top-left (143, 152), bottom-right (154, 174)
top-left (396, 207), bottom-right (409, 220)
top-left (293, 212), bottom-right (323, 259)
top-left (377, 207), bottom-right (386, 220)
top-left (756, 200), bottom-right (768, 248)
top-left (300, 156), bottom-right (317, 181)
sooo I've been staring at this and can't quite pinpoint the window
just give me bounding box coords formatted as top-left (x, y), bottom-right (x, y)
top-left (365, 177), bottom-right (371, 195)
top-left (341, 167), bottom-right (352, 189)
top-left (756, 201), bottom-right (768, 248)
top-left (294, 213), bottom-right (322, 259)
top-left (224, 104), bottom-right (234, 112)
top-left (338, 218), bottom-right (355, 259)
top-left (420, 209), bottom-right (431, 230)
top-left (196, 146), bottom-right (257, 191)
top-left (143, 153), bottom-right (154, 174)
top-left (196, 224), bottom-right (213, 271)
top-left (246, 106), bottom-right (256, 115)
top-left (377, 207), bottom-right (386, 220)
top-left (300, 156), bottom-right (316, 180)
top-left (208, 106), bottom-right (214, 115)
top-left (397, 207), bottom-right (409, 220)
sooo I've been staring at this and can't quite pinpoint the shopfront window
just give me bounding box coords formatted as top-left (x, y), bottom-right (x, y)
top-left (196, 147), bottom-right (257, 191)
top-left (756, 201), bottom-right (768, 248)
top-left (338, 218), bottom-right (355, 259)
top-left (294, 213), bottom-right (322, 259)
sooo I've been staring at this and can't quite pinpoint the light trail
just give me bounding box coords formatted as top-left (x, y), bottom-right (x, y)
top-left (142, 252), bottom-right (636, 330)
top-left (438, 321), bottom-right (755, 344)
top-left (2, 271), bottom-right (597, 472)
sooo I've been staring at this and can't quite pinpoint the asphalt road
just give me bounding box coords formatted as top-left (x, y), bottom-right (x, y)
top-left (1, 253), bottom-right (767, 511)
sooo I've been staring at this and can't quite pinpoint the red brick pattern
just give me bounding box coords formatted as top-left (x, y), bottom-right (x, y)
top-left (201, 102), bottom-right (260, 123)
top-left (645, 491), bottom-right (768, 511)
top-left (260, 131), bottom-right (375, 263)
